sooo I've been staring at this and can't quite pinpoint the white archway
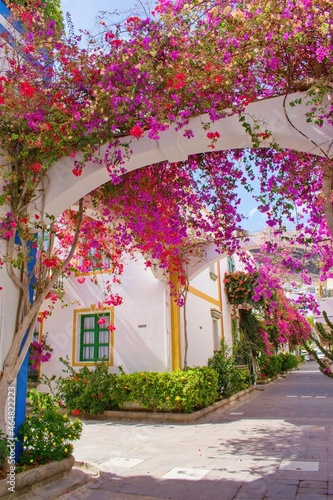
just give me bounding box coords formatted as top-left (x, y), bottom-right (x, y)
top-left (39, 92), bottom-right (332, 219)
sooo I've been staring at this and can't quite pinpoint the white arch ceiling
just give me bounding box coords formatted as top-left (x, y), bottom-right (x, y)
top-left (31, 91), bottom-right (332, 281)
top-left (40, 91), bottom-right (333, 219)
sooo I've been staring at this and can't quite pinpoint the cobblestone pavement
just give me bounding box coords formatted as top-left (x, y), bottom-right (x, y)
top-left (56, 362), bottom-right (333, 500)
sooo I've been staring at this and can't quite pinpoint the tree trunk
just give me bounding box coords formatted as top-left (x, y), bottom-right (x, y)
top-left (0, 199), bottom-right (84, 435)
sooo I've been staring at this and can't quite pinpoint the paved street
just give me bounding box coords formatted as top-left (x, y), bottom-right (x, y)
top-left (54, 362), bottom-right (333, 499)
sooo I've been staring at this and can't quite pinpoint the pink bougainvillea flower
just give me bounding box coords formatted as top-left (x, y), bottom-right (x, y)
top-left (19, 82), bottom-right (36, 98)
top-left (29, 162), bottom-right (42, 173)
top-left (129, 125), bottom-right (144, 139)
top-left (206, 132), bottom-right (221, 140)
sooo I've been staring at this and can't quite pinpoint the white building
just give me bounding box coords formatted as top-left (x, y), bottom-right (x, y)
top-left (37, 252), bottom-right (243, 378)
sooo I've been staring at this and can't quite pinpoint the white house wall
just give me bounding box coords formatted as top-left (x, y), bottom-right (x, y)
top-left (40, 254), bottom-right (170, 379)
top-left (190, 264), bottom-right (221, 300)
top-left (39, 252), bottom-right (246, 378)
top-left (185, 292), bottom-right (218, 367)
top-left (184, 266), bottom-right (221, 367)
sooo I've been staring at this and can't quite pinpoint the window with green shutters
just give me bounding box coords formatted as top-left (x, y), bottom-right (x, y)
top-left (79, 313), bottom-right (110, 362)
top-left (227, 256), bottom-right (236, 273)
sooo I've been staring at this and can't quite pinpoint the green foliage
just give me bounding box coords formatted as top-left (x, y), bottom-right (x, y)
top-left (301, 312), bottom-right (333, 378)
top-left (279, 352), bottom-right (302, 371)
top-left (6, 0), bottom-right (64, 29)
top-left (302, 337), bottom-right (333, 377)
top-left (239, 309), bottom-right (265, 355)
top-left (316, 311), bottom-right (333, 343)
top-left (0, 429), bottom-right (10, 468)
top-left (258, 354), bottom-right (283, 378)
top-left (56, 356), bottom-right (117, 415)
top-left (208, 340), bottom-right (251, 398)
top-left (258, 353), bottom-right (301, 378)
top-left (18, 390), bottom-right (82, 466)
top-left (56, 360), bottom-right (219, 414)
top-left (115, 368), bottom-right (219, 414)
top-left (224, 271), bottom-right (261, 307)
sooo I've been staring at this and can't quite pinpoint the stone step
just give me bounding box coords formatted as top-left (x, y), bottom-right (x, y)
top-left (16, 468), bottom-right (89, 500)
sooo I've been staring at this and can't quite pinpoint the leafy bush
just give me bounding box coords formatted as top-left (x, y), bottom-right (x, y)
top-left (258, 353), bottom-right (301, 378)
top-left (56, 356), bottom-right (117, 414)
top-left (278, 352), bottom-right (302, 371)
top-left (116, 367), bottom-right (219, 413)
top-left (208, 341), bottom-right (250, 398)
top-left (56, 362), bottom-right (219, 414)
top-left (258, 355), bottom-right (283, 378)
top-left (18, 390), bottom-right (82, 466)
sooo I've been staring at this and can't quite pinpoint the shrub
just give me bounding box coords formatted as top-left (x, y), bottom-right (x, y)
top-left (278, 352), bottom-right (301, 371)
top-left (208, 341), bottom-right (251, 398)
top-left (115, 367), bottom-right (219, 413)
top-left (56, 356), bottom-right (117, 414)
top-left (258, 354), bottom-right (283, 378)
top-left (56, 362), bottom-right (219, 414)
top-left (18, 390), bottom-right (82, 466)
top-left (259, 353), bottom-right (301, 378)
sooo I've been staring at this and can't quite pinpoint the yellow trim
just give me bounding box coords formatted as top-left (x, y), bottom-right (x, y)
top-left (188, 285), bottom-right (220, 307)
top-left (72, 306), bottom-right (114, 367)
top-left (217, 263), bottom-right (224, 339)
top-left (170, 273), bottom-right (181, 371)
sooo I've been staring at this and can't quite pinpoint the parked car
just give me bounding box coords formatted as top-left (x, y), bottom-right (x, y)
top-left (301, 350), bottom-right (310, 361)
top-left (316, 350), bottom-right (325, 359)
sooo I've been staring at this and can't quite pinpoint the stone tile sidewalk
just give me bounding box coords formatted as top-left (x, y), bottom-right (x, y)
top-left (36, 362), bottom-right (333, 499)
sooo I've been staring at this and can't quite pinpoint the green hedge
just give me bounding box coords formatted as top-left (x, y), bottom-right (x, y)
top-left (259, 353), bottom-right (302, 378)
top-left (56, 359), bottom-right (219, 414)
top-left (113, 367), bottom-right (219, 413)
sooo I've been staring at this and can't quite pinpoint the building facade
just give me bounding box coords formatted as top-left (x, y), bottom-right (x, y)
top-left (38, 252), bottom-right (244, 379)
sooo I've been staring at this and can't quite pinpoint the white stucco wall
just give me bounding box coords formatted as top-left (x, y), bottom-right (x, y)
top-left (185, 294), bottom-right (218, 367)
top-left (40, 254), bottom-right (170, 379)
top-left (184, 266), bottom-right (221, 367)
top-left (39, 251), bottom-right (252, 378)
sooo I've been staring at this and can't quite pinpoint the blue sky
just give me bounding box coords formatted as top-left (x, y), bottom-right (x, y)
top-left (60, 0), bottom-right (142, 31)
top-left (59, 0), bottom-right (266, 233)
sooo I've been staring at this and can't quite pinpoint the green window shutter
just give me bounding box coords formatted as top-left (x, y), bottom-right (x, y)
top-left (227, 256), bottom-right (236, 273)
top-left (80, 313), bottom-right (110, 362)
